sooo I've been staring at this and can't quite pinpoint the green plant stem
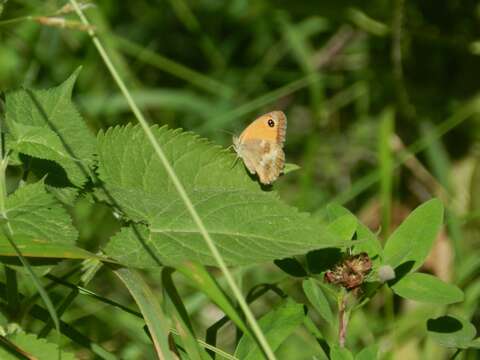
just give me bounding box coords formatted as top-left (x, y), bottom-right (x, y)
top-left (384, 287), bottom-right (395, 345)
top-left (0, 158), bottom-right (7, 221)
top-left (391, 0), bottom-right (415, 119)
top-left (449, 349), bottom-right (462, 360)
top-left (69, 1), bottom-right (276, 358)
top-left (0, 16), bottom-right (33, 27)
top-left (166, 0), bottom-right (225, 69)
top-left (202, 72), bottom-right (325, 132)
top-left (0, 280), bottom-right (116, 359)
top-left (35, 274), bottom-right (238, 359)
top-left (0, 229), bottom-right (61, 355)
top-left (337, 291), bottom-right (349, 347)
top-left (4, 267), bottom-right (18, 318)
top-left (38, 260), bottom-right (102, 337)
top-left (113, 35), bottom-right (234, 98)
top-left (379, 109), bottom-right (394, 237)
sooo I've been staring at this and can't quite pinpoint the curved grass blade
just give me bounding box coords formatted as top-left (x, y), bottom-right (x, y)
top-left (111, 266), bottom-right (173, 360)
top-left (162, 268), bottom-right (210, 359)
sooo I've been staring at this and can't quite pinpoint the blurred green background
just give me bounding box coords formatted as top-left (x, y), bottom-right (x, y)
top-left (1, 0), bottom-right (480, 358)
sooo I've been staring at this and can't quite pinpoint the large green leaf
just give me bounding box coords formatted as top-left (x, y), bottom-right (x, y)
top-left (383, 199), bottom-right (443, 272)
top-left (99, 125), bottom-right (344, 266)
top-left (5, 69), bottom-right (96, 187)
top-left (391, 272), bottom-right (464, 305)
top-left (234, 299), bottom-right (305, 359)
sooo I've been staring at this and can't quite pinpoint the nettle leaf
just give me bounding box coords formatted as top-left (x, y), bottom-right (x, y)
top-left (234, 299), bottom-right (305, 359)
top-left (383, 199), bottom-right (443, 273)
top-left (0, 181), bottom-right (85, 259)
top-left (99, 125), bottom-right (344, 266)
top-left (0, 331), bottom-right (76, 360)
top-left (391, 272), bottom-right (464, 305)
top-left (5, 69), bottom-right (96, 187)
top-left (4, 181), bottom-right (77, 243)
top-left (427, 315), bottom-right (477, 349)
top-left (105, 224), bottom-right (160, 269)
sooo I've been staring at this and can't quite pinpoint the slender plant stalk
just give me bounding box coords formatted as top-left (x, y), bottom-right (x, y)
top-left (5, 267), bottom-right (19, 318)
top-left (113, 35), bottom-right (234, 98)
top-left (449, 349), bottom-right (462, 360)
top-left (379, 109), bottom-right (394, 237)
top-left (392, 0), bottom-right (415, 119)
top-left (68, 1), bottom-right (276, 358)
top-left (0, 16), bottom-right (33, 26)
top-left (337, 292), bottom-right (349, 347)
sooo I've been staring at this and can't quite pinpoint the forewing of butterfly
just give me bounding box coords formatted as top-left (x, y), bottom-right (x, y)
top-left (239, 111), bottom-right (287, 145)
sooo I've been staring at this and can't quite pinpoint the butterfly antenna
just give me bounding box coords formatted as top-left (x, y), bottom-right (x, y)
top-left (217, 129), bottom-right (236, 137)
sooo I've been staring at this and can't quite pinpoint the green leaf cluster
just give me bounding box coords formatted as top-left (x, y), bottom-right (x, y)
top-left (0, 70), bottom-right (473, 359)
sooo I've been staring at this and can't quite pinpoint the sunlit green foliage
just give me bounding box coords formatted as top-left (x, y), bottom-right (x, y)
top-left (0, 1), bottom-right (479, 359)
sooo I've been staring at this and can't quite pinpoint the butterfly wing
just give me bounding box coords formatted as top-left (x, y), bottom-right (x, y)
top-left (235, 138), bottom-right (285, 184)
top-left (239, 111), bottom-right (287, 145)
top-left (232, 111), bottom-right (287, 184)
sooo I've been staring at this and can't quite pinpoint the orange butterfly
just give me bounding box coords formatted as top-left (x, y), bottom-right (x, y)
top-left (233, 111), bottom-right (287, 184)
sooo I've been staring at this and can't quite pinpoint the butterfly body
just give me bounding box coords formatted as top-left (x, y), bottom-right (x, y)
top-left (232, 111), bottom-right (287, 184)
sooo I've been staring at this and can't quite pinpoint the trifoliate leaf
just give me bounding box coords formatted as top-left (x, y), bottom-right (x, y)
top-left (99, 124), bottom-right (344, 267)
top-left (5, 69), bottom-right (96, 187)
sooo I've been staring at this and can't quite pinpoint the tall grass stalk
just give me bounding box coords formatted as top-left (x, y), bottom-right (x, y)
top-left (69, 1), bottom-right (276, 358)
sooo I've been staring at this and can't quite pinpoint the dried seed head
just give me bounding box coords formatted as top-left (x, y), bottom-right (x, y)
top-left (324, 252), bottom-right (372, 291)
